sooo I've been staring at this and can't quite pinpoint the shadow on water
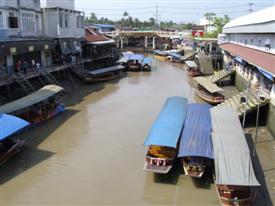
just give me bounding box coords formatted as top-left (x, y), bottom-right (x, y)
top-left (153, 159), bottom-right (183, 185)
top-left (245, 133), bottom-right (273, 206)
top-left (0, 109), bottom-right (79, 185)
top-left (191, 161), bottom-right (215, 190)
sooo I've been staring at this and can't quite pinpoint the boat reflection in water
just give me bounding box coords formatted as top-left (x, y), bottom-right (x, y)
top-left (178, 103), bottom-right (213, 178)
top-left (143, 96), bottom-right (188, 174)
top-left (210, 107), bottom-right (260, 206)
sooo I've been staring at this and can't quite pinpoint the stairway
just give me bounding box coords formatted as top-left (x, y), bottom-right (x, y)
top-left (208, 69), bottom-right (235, 83)
top-left (70, 65), bottom-right (89, 80)
top-left (38, 68), bottom-right (59, 85)
top-left (13, 73), bottom-right (35, 95)
top-left (215, 89), bottom-right (270, 116)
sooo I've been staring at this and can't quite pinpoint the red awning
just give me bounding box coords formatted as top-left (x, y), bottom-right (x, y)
top-left (219, 43), bottom-right (275, 76)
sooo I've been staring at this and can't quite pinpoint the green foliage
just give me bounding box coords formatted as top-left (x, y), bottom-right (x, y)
top-left (203, 13), bottom-right (230, 38)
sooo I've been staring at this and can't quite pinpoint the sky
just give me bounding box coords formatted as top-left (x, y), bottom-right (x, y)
top-left (41, 0), bottom-right (275, 23)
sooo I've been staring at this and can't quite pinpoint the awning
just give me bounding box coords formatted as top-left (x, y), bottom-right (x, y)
top-left (88, 39), bottom-right (115, 45)
top-left (180, 52), bottom-right (197, 61)
top-left (194, 77), bottom-right (223, 93)
top-left (178, 104), bottom-right (213, 159)
top-left (89, 65), bottom-right (123, 76)
top-left (0, 114), bottom-right (29, 141)
top-left (210, 107), bottom-right (260, 186)
top-left (142, 57), bottom-right (153, 66)
top-left (129, 54), bottom-right (144, 63)
top-left (144, 97), bottom-right (188, 148)
top-left (219, 43), bottom-right (275, 77)
top-left (185, 61), bottom-right (197, 68)
top-left (0, 85), bottom-right (64, 114)
top-left (117, 56), bottom-right (129, 64)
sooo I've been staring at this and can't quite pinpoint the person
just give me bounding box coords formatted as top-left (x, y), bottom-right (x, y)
top-left (36, 62), bottom-right (41, 69)
top-left (23, 60), bottom-right (28, 74)
top-left (31, 59), bottom-right (36, 69)
top-left (15, 60), bottom-right (22, 73)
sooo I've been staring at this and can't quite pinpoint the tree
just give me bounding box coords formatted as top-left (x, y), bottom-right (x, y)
top-left (90, 12), bottom-right (97, 23)
top-left (213, 15), bottom-right (230, 33)
top-left (204, 12), bottom-right (216, 24)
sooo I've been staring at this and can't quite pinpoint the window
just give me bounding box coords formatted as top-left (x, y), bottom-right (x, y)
top-left (22, 12), bottom-right (35, 32)
top-left (0, 11), bottom-right (3, 28)
top-left (65, 14), bottom-right (69, 28)
top-left (8, 13), bottom-right (18, 28)
top-left (59, 13), bottom-right (63, 28)
top-left (77, 15), bottom-right (83, 28)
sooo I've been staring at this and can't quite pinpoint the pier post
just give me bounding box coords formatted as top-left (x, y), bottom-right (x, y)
top-left (152, 37), bottom-right (156, 49)
top-left (145, 36), bottom-right (148, 48)
top-left (6, 55), bottom-right (14, 75)
top-left (120, 38), bottom-right (124, 49)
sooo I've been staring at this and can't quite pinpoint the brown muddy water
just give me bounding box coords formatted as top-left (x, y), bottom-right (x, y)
top-left (0, 58), bottom-right (219, 205)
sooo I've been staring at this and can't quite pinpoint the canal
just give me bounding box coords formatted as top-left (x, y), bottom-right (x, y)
top-left (0, 57), bottom-right (219, 205)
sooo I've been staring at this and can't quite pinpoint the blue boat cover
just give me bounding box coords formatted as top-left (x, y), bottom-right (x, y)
top-left (129, 54), bottom-right (144, 63)
top-left (154, 50), bottom-right (167, 56)
top-left (178, 103), bottom-right (213, 159)
top-left (144, 97), bottom-right (188, 148)
top-left (0, 113), bottom-right (29, 141)
top-left (89, 65), bottom-right (123, 76)
top-left (142, 57), bottom-right (153, 66)
top-left (168, 52), bottom-right (182, 59)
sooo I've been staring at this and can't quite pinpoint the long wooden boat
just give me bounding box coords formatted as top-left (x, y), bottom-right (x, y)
top-left (194, 77), bottom-right (225, 104)
top-left (0, 114), bottom-right (29, 165)
top-left (210, 107), bottom-right (260, 206)
top-left (178, 103), bottom-right (213, 178)
top-left (0, 85), bottom-right (65, 126)
top-left (85, 65), bottom-right (125, 82)
top-left (143, 96), bottom-right (188, 174)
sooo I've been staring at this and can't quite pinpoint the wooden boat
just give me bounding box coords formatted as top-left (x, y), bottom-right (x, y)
top-left (85, 65), bottom-right (125, 82)
top-left (167, 52), bottom-right (184, 63)
top-left (194, 77), bottom-right (225, 104)
top-left (142, 57), bottom-right (153, 71)
top-left (127, 54), bottom-right (144, 71)
top-left (117, 56), bottom-right (130, 70)
top-left (143, 96), bottom-right (188, 174)
top-left (0, 114), bottom-right (29, 165)
top-left (185, 60), bottom-right (201, 77)
top-left (178, 103), bottom-right (213, 178)
top-left (0, 85), bottom-right (65, 126)
top-left (210, 107), bottom-right (260, 206)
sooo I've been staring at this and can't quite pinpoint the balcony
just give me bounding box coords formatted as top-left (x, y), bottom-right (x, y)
top-left (0, 28), bottom-right (21, 39)
top-left (0, 0), bottom-right (18, 9)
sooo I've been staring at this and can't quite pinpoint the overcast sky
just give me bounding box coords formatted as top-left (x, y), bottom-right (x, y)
top-left (41, 0), bottom-right (275, 23)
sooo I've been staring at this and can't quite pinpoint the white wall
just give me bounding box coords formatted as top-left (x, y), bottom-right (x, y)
top-left (46, 0), bottom-right (75, 10)
top-left (0, 0), bottom-right (18, 8)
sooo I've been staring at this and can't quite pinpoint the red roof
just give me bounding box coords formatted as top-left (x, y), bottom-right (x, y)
top-left (85, 27), bottom-right (110, 42)
top-left (219, 43), bottom-right (275, 75)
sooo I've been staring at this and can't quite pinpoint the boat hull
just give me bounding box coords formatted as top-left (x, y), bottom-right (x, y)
top-left (195, 89), bottom-right (224, 104)
top-left (144, 155), bottom-right (175, 174)
top-left (215, 184), bottom-right (252, 206)
top-left (0, 138), bottom-right (25, 165)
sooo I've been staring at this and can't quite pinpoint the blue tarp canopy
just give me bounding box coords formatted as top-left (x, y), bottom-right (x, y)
top-left (154, 50), bottom-right (167, 56)
top-left (0, 113), bottom-right (29, 141)
top-left (144, 96), bottom-right (188, 148)
top-left (257, 66), bottom-right (274, 80)
top-left (178, 104), bottom-right (213, 159)
top-left (142, 57), bottom-right (153, 66)
top-left (89, 66), bottom-right (123, 76)
top-left (129, 54), bottom-right (144, 63)
top-left (117, 56), bottom-right (129, 64)
top-left (168, 52), bottom-right (182, 59)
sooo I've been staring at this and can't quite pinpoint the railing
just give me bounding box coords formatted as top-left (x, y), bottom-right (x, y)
top-left (103, 30), bottom-right (179, 37)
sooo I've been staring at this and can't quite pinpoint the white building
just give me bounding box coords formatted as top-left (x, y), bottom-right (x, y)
top-left (46, 0), bottom-right (75, 10)
top-left (199, 18), bottom-right (215, 33)
top-left (0, 0), bottom-right (43, 38)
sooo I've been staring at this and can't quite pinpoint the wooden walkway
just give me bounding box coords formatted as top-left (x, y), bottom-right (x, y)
top-left (208, 69), bottom-right (235, 83)
top-left (215, 89), bottom-right (270, 116)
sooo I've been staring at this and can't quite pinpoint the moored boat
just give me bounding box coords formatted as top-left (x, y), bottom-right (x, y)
top-left (127, 54), bottom-right (144, 71)
top-left (85, 65), bottom-right (125, 82)
top-left (178, 103), bottom-right (213, 178)
top-left (143, 96), bottom-right (188, 174)
top-left (142, 57), bottom-right (153, 71)
top-left (0, 85), bottom-right (65, 127)
top-left (194, 77), bottom-right (225, 104)
top-left (0, 114), bottom-right (29, 165)
top-left (210, 107), bottom-right (260, 206)
top-left (185, 60), bottom-right (201, 77)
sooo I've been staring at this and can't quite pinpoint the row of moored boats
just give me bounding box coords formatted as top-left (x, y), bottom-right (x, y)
top-left (143, 97), bottom-right (260, 206)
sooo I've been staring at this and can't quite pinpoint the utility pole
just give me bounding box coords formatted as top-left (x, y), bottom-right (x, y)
top-left (248, 2), bottom-right (254, 13)
top-left (155, 5), bottom-right (159, 30)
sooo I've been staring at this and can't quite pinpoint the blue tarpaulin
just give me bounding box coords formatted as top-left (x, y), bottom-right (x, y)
top-left (257, 66), bottom-right (274, 80)
top-left (129, 54), bottom-right (144, 63)
top-left (178, 103), bottom-right (213, 159)
top-left (0, 113), bottom-right (29, 141)
top-left (168, 52), bottom-right (182, 59)
top-left (144, 96), bottom-right (188, 148)
top-left (142, 57), bottom-right (153, 66)
top-left (154, 50), bottom-right (167, 56)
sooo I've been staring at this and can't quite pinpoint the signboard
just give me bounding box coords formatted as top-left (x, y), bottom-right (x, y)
top-left (192, 31), bottom-right (204, 37)
top-left (29, 46), bottom-right (34, 52)
top-left (10, 47), bottom-right (16, 55)
top-left (44, 44), bottom-right (49, 50)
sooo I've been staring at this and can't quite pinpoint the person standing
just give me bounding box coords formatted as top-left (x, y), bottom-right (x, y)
top-left (15, 60), bottom-right (22, 73)
top-left (23, 60), bottom-right (28, 74)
